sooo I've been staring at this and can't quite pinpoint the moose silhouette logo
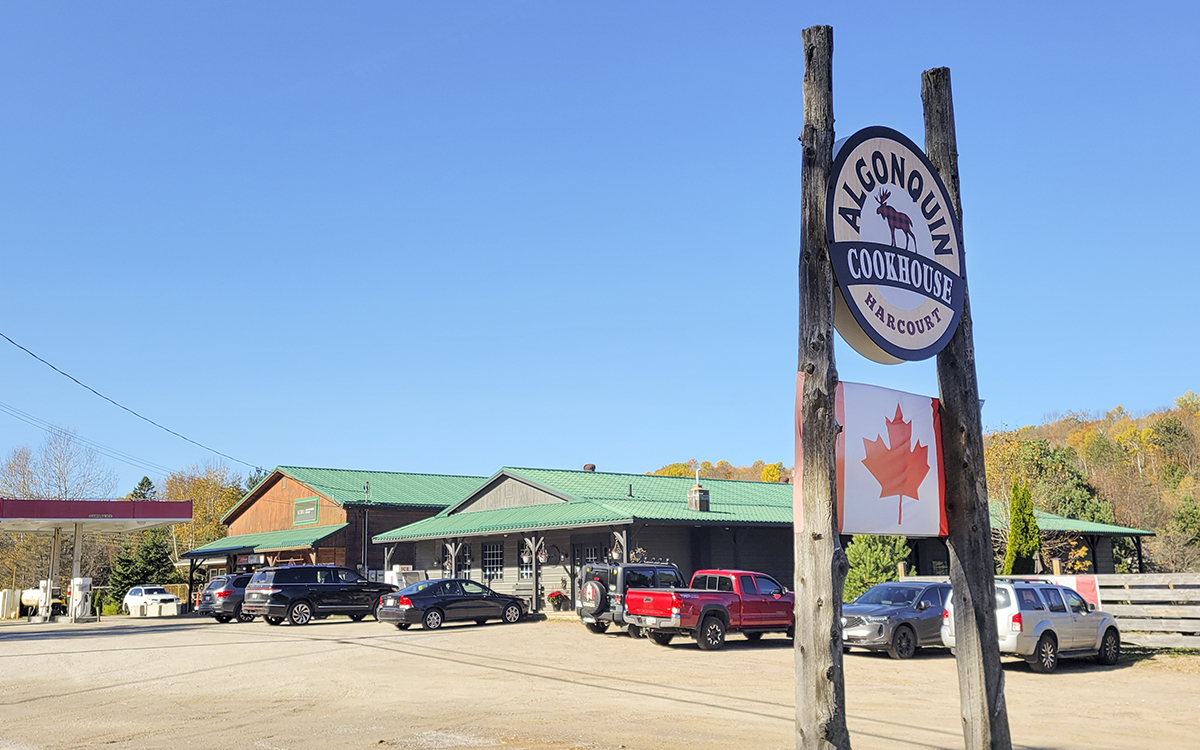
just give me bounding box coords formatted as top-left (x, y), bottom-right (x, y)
top-left (825, 126), bottom-right (966, 364)
top-left (874, 189), bottom-right (916, 251)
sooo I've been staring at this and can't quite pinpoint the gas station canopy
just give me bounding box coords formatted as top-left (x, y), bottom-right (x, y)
top-left (0, 498), bottom-right (194, 534)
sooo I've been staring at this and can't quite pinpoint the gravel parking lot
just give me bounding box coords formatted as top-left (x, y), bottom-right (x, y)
top-left (0, 614), bottom-right (1196, 749)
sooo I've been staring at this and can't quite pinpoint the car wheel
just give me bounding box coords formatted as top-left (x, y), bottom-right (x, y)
top-left (264, 616), bottom-right (283, 626)
top-left (696, 616), bottom-right (726, 651)
top-left (787, 625), bottom-right (794, 640)
top-left (503, 604), bottom-right (522, 624)
top-left (649, 632), bottom-right (674, 647)
top-left (584, 621), bottom-right (609, 635)
top-left (423, 608), bottom-right (444, 630)
top-left (395, 623), bottom-right (411, 630)
top-left (887, 625), bottom-right (917, 660)
top-left (287, 600), bottom-right (313, 626)
top-left (349, 614), bottom-right (366, 622)
top-left (1030, 633), bottom-right (1059, 673)
top-left (745, 632), bottom-right (764, 642)
top-left (235, 605), bottom-right (254, 624)
top-left (1095, 628), bottom-right (1121, 666)
top-left (627, 625), bottom-right (643, 638)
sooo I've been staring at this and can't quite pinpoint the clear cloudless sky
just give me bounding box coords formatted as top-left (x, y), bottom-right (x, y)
top-left (2, 2), bottom-right (1198, 495)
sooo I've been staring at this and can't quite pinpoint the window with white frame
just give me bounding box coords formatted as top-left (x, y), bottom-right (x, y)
top-left (482, 542), bottom-right (504, 582)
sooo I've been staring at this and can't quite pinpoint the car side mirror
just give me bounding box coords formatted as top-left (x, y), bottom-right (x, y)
top-left (781, 587), bottom-right (788, 595)
top-left (1087, 602), bottom-right (1096, 612)
top-left (915, 601), bottom-right (929, 611)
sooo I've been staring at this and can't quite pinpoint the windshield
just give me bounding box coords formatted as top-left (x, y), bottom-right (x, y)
top-left (855, 585), bottom-right (919, 607)
top-left (399, 580), bottom-right (439, 595)
top-left (142, 587), bottom-right (170, 596)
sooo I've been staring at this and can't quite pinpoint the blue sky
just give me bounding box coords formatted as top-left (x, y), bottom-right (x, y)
top-left (2, 3), bottom-right (1197, 494)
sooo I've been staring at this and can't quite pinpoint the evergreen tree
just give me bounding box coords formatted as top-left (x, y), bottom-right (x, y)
top-left (843, 535), bottom-right (911, 602)
top-left (1004, 482), bottom-right (1041, 575)
top-left (106, 538), bottom-right (141, 605)
top-left (135, 529), bottom-right (181, 586)
top-left (128, 476), bottom-right (157, 499)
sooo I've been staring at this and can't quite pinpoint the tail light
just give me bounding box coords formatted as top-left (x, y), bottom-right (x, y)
top-left (942, 609), bottom-right (949, 623)
top-left (399, 596), bottom-right (413, 607)
top-left (1010, 612), bottom-right (1023, 633)
top-left (671, 593), bottom-right (682, 615)
top-left (216, 591), bottom-right (231, 599)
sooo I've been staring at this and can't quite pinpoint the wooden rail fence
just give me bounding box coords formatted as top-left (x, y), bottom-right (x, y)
top-left (1095, 573), bottom-right (1200, 649)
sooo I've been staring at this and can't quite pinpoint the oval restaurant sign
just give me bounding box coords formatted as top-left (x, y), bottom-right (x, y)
top-left (826, 126), bottom-right (965, 364)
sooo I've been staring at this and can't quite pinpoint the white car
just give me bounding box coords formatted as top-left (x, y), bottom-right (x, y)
top-left (941, 579), bottom-right (1120, 673)
top-left (122, 585), bottom-right (180, 614)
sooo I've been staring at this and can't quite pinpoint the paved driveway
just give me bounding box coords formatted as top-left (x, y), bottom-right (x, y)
top-left (0, 615), bottom-right (1195, 749)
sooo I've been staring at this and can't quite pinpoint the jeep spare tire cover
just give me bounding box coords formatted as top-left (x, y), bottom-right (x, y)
top-left (580, 580), bottom-right (607, 616)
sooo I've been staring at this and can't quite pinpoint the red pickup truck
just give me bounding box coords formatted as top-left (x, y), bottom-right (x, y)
top-left (623, 569), bottom-right (794, 650)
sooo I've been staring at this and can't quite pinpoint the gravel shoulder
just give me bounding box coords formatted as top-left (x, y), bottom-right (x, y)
top-left (0, 615), bottom-right (1196, 749)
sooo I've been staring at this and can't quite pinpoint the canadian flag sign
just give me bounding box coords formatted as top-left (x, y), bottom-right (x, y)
top-left (795, 378), bottom-right (946, 537)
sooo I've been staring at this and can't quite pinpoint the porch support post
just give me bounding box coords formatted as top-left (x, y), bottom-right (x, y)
top-left (1134, 537), bottom-right (1144, 573)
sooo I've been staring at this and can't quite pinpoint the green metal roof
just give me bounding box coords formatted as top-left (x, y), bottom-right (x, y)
top-left (373, 467), bottom-right (794, 542)
top-left (221, 466), bottom-right (487, 523)
top-left (988, 504), bottom-right (1153, 537)
top-left (372, 466), bottom-right (1154, 543)
top-left (182, 523), bottom-right (349, 558)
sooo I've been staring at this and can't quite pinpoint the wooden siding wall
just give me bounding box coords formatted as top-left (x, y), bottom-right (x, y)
top-left (455, 478), bottom-right (563, 514)
top-left (631, 526), bottom-right (692, 576)
top-left (348, 507), bottom-right (442, 572)
top-left (227, 476), bottom-right (346, 536)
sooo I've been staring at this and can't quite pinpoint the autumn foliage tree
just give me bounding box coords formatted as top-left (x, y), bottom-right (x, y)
top-left (650, 459), bottom-right (792, 483)
top-left (160, 463), bottom-right (246, 558)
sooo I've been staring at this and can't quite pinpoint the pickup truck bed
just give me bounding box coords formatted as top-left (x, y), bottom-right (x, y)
top-left (624, 569), bottom-right (794, 650)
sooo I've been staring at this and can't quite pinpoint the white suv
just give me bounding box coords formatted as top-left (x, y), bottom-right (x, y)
top-left (941, 580), bottom-right (1120, 673)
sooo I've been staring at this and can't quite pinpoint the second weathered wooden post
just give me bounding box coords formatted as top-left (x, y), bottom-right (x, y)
top-left (794, 24), bottom-right (850, 750)
top-left (923, 66), bottom-right (1012, 750)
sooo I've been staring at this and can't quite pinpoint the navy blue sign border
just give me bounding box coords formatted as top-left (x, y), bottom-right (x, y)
top-left (825, 126), bottom-right (966, 363)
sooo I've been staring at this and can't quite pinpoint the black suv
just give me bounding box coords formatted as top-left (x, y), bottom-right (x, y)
top-left (242, 565), bottom-right (398, 626)
top-left (198, 574), bottom-right (254, 623)
top-left (577, 561), bottom-right (685, 635)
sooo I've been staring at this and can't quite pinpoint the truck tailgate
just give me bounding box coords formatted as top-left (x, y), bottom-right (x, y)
top-left (625, 588), bottom-right (677, 618)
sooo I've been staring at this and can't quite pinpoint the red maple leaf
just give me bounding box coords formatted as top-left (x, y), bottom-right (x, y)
top-left (861, 405), bottom-right (930, 524)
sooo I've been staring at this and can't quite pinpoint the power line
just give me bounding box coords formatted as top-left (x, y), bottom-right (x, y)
top-left (0, 330), bottom-right (259, 471)
top-left (0, 399), bottom-right (175, 476)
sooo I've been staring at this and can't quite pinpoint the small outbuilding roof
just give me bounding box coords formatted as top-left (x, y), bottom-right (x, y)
top-left (989, 505), bottom-right (1153, 537)
top-left (180, 523), bottom-right (350, 559)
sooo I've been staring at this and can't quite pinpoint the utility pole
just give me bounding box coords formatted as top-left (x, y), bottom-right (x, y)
top-left (794, 24), bottom-right (850, 750)
top-left (923, 66), bottom-right (1012, 750)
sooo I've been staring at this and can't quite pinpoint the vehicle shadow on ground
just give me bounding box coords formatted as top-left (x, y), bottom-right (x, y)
top-left (0, 618), bottom-right (213, 644)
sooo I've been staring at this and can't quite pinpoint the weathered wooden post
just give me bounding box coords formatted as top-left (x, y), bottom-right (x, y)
top-left (923, 67), bottom-right (1012, 750)
top-left (794, 24), bottom-right (850, 750)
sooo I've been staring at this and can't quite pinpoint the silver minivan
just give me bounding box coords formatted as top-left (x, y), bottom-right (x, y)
top-left (941, 579), bottom-right (1121, 673)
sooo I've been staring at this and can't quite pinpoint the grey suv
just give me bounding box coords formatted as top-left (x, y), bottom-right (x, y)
top-left (842, 581), bottom-right (951, 659)
top-left (198, 574), bottom-right (255, 623)
top-left (941, 579), bottom-right (1120, 673)
top-left (577, 561), bottom-right (686, 635)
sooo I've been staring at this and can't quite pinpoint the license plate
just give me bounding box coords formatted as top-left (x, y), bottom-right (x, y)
top-left (249, 593), bottom-right (261, 599)
top-left (582, 617), bottom-right (595, 623)
top-left (644, 618), bottom-right (658, 627)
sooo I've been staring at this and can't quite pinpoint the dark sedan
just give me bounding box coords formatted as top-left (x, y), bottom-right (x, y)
top-left (378, 578), bottom-right (526, 630)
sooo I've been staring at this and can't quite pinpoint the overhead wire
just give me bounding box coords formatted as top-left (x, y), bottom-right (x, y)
top-left (0, 399), bottom-right (175, 476)
top-left (0, 330), bottom-right (259, 471)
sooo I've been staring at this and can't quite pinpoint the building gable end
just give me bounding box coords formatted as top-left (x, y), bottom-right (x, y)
top-left (452, 476), bottom-right (568, 515)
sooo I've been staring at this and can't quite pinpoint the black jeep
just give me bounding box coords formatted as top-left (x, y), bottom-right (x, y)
top-left (577, 561), bottom-right (685, 635)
